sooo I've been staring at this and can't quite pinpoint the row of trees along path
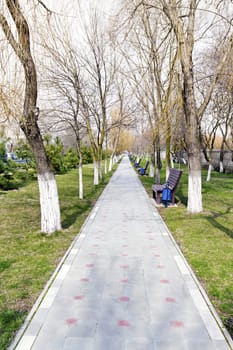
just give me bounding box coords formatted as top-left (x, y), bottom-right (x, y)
top-left (0, 0), bottom-right (232, 233)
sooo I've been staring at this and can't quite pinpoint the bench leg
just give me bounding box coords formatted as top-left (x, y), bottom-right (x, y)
top-left (152, 190), bottom-right (161, 204)
top-left (171, 191), bottom-right (175, 205)
top-left (152, 191), bottom-right (162, 205)
top-left (156, 192), bottom-right (161, 204)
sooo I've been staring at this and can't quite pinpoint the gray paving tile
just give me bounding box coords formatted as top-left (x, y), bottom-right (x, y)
top-left (154, 340), bottom-right (187, 350)
top-left (213, 340), bottom-right (233, 350)
top-left (63, 337), bottom-right (94, 350)
top-left (31, 320), bottom-right (67, 350)
top-left (66, 318), bottom-right (97, 337)
top-left (185, 339), bottom-right (231, 350)
top-left (126, 337), bottom-right (155, 350)
top-left (94, 337), bottom-right (125, 350)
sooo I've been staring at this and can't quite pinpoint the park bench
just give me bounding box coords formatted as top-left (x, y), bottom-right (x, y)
top-left (129, 154), bottom-right (135, 163)
top-left (134, 158), bottom-right (141, 168)
top-left (138, 160), bottom-right (149, 176)
top-left (152, 168), bottom-right (182, 205)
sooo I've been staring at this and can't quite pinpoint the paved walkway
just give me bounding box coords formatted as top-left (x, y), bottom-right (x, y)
top-left (12, 157), bottom-right (232, 350)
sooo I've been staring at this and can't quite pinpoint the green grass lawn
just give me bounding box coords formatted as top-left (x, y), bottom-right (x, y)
top-left (140, 164), bottom-right (233, 337)
top-left (0, 163), bottom-right (117, 350)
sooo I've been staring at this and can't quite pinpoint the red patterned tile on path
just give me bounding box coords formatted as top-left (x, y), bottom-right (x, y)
top-left (157, 265), bottom-right (165, 269)
top-left (120, 265), bottom-right (129, 269)
top-left (165, 297), bottom-right (176, 303)
top-left (121, 279), bottom-right (128, 283)
top-left (119, 296), bottom-right (130, 302)
top-left (118, 320), bottom-right (130, 327)
top-left (74, 295), bottom-right (84, 300)
top-left (86, 264), bottom-right (94, 268)
top-left (80, 278), bottom-right (89, 282)
top-left (160, 279), bottom-right (169, 284)
top-left (170, 320), bottom-right (184, 328)
top-left (65, 318), bottom-right (78, 326)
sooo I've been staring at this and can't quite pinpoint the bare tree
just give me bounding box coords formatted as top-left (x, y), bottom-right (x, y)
top-left (0, 0), bottom-right (61, 233)
top-left (119, 4), bottom-right (182, 183)
top-left (107, 79), bottom-right (134, 171)
top-left (77, 11), bottom-right (118, 185)
top-left (198, 36), bottom-right (233, 177)
top-left (38, 20), bottom-right (87, 199)
top-left (131, 0), bottom-right (233, 213)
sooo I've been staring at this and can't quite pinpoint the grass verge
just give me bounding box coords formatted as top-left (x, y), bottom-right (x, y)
top-left (139, 164), bottom-right (233, 338)
top-left (0, 163), bottom-right (117, 350)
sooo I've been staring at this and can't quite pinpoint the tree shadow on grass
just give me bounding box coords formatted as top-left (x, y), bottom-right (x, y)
top-left (205, 207), bottom-right (233, 239)
top-left (61, 181), bottom-right (108, 230)
top-left (0, 309), bottom-right (26, 350)
top-left (176, 185), bottom-right (187, 206)
top-left (61, 201), bottom-right (92, 229)
top-left (0, 191), bottom-right (7, 196)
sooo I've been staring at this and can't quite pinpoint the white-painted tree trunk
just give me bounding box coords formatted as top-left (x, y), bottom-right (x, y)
top-left (170, 154), bottom-right (174, 168)
top-left (182, 158), bottom-right (186, 165)
top-left (220, 161), bottom-right (224, 173)
top-left (94, 161), bottom-right (99, 185)
top-left (155, 167), bottom-right (160, 184)
top-left (187, 170), bottom-right (203, 213)
top-left (108, 155), bottom-right (113, 172)
top-left (206, 164), bottom-right (212, 182)
top-left (98, 160), bottom-right (103, 180)
top-left (79, 165), bottom-right (83, 199)
top-left (166, 165), bottom-right (170, 181)
top-left (38, 172), bottom-right (61, 234)
top-left (104, 158), bottom-right (108, 174)
top-left (149, 162), bottom-right (155, 177)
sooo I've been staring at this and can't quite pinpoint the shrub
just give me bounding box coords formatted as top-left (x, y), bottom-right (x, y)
top-left (81, 145), bottom-right (92, 164)
top-left (64, 148), bottom-right (78, 169)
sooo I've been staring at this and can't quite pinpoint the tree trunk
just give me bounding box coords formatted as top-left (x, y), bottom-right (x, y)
top-left (166, 164), bottom-right (170, 181)
top-left (108, 154), bottom-right (113, 172)
top-left (98, 160), bottom-right (103, 180)
top-left (182, 57), bottom-right (203, 213)
top-left (155, 139), bottom-right (162, 184)
top-left (149, 161), bottom-right (155, 178)
top-left (165, 122), bottom-right (171, 178)
top-left (78, 154), bottom-right (83, 199)
top-left (0, 0), bottom-right (61, 233)
top-left (170, 153), bottom-right (174, 168)
top-left (149, 143), bottom-right (156, 177)
top-left (104, 158), bottom-right (108, 175)
top-left (187, 153), bottom-right (203, 213)
top-left (206, 163), bottom-right (212, 182)
top-left (20, 120), bottom-right (62, 233)
top-left (219, 161), bottom-right (224, 173)
top-left (219, 147), bottom-right (225, 173)
top-left (94, 160), bottom-right (99, 185)
top-left (38, 172), bottom-right (61, 234)
top-left (155, 167), bottom-right (160, 184)
top-left (162, 0), bottom-right (203, 213)
top-left (206, 150), bottom-right (213, 182)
